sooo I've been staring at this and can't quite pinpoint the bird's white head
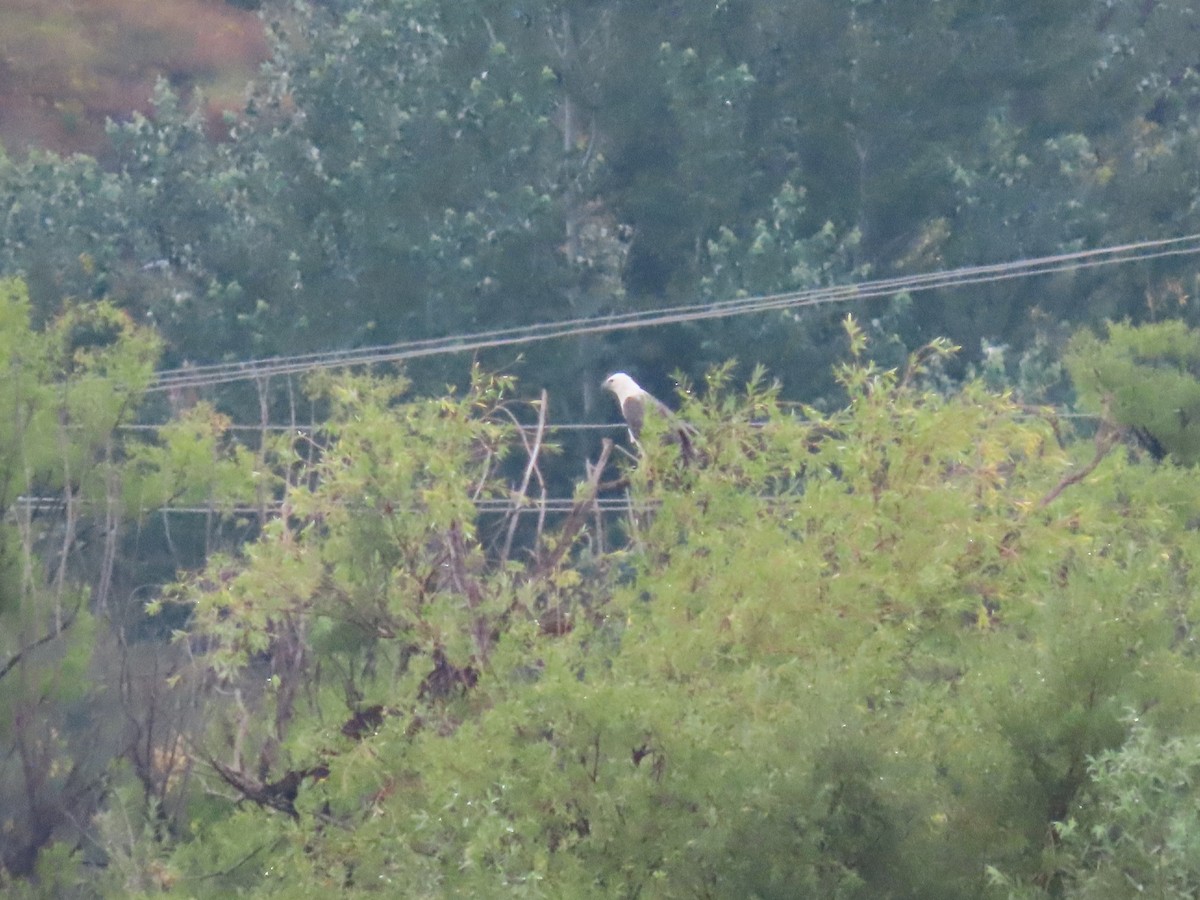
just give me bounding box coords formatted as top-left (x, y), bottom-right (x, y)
top-left (602, 372), bottom-right (643, 403)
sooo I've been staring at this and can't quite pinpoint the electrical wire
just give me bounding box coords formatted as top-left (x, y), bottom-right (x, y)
top-left (11, 495), bottom-right (655, 516)
top-left (115, 421), bottom-right (626, 434)
top-left (145, 233), bottom-right (1200, 392)
top-left (114, 413), bottom-right (1096, 437)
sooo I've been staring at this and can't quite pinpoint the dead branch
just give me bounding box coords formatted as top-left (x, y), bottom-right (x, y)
top-left (203, 754), bottom-right (328, 821)
top-left (500, 390), bottom-right (548, 564)
top-left (1038, 416), bottom-right (1122, 509)
top-left (531, 439), bottom-right (612, 581)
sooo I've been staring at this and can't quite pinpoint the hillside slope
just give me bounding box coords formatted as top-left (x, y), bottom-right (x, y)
top-left (0, 0), bottom-right (267, 157)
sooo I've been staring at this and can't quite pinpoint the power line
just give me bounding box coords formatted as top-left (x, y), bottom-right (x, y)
top-left (11, 495), bottom-right (652, 516)
top-left (114, 412), bottom-right (1096, 437)
top-left (116, 421), bottom-right (626, 434)
top-left (146, 234), bottom-right (1200, 392)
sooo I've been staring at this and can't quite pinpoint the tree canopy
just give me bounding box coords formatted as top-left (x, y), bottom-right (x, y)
top-left (4, 0), bottom-right (1200, 402)
top-left (4, 0), bottom-right (1200, 895)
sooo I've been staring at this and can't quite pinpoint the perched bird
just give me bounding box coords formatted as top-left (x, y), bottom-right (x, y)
top-left (601, 372), bottom-right (695, 459)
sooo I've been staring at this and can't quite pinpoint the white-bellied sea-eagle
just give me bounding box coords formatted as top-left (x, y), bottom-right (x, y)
top-left (601, 372), bottom-right (695, 460)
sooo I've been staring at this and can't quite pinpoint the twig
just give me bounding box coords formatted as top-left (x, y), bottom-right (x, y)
top-left (255, 375), bottom-right (271, 530)
top-left (500, 390), bottom-right (548, 564)
top-left (97, 436), bottom-right (122, 614)
top-left (187, 837), bottom-right (287, 882)
top-left (446, 522), bottom-right (491, 663)
top-left (53, 409), bottom-right (78, 631)
top-left (0, 601), bottom-right (81, 683)
top-left (534, 485), bottom-right (548, 567)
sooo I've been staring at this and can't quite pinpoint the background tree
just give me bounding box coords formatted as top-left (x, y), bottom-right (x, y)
top-left (6, 1), bottom-right (1200, 891)
top-left (0, 278), bottom-right (159, 879)
top-left (5, 0), bottom-right (1200, 407)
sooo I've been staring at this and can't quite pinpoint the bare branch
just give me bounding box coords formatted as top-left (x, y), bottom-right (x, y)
top-left (531, 439), bottom-right (612, 580)
top-left (0, 600), bottom-right (81, 684)
top-left (1038, 412), bottom-right (1121, 509)
top-left (501, 389), bottom-right (548, 564)
top-left (97, 436), bottom-right (121, 614)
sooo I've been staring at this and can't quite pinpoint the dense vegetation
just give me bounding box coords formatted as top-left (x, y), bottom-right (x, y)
top-left (6, 298), bottom-right (1200, 896)
top-left (4, 0), bottom-right (1200, 896)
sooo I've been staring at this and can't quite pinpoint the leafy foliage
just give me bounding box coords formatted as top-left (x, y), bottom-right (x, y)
top-left (51, 322), bottom-right (1190, 898)
top-left (9, 0), bottom-right (1200, 894)
top-left (1051, 723), bottom-right (1200, 899)
top-left (1067, 320), bottom-right (1200, 464)
top-left (0, 277), bottom-right (159, 880)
